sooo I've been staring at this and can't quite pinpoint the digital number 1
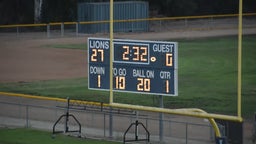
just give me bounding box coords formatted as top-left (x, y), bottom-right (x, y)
top-left (166, 80), bottom-right (169, 93)
top-left (97, 75), bottom-right (101, 88)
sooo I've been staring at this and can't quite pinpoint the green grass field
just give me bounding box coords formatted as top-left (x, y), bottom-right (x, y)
top-left (0, 35), bottom-right (255, 117)
top-left (0, 128), bottom-right (119, 144)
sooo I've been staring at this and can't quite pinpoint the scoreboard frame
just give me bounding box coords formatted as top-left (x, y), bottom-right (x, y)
top-left (88, 37), bottom-right (178, 96)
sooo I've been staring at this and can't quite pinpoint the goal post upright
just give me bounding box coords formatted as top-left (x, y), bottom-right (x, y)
top-left (109, 0), bottom-right (114, 104)
top-left (106, 0), bottom-right (244, 141)
top-left (237, 0), bottom-right (243, 119)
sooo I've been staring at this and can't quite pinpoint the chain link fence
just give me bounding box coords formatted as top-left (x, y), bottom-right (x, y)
top-left (0, 13), bottom-right (255, 39)
top-left (0, 96), bottom-right (216, 144)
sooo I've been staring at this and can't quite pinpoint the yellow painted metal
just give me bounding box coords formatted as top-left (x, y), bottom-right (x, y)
top-left (0, 91), bottom-right (223, 137)
top-left (110, 103), bottom-right (243, 122)
top-left (0, 91), bottom-right (244, 137)
top-left (0, 92), bottom-right (111, 107)
top-left (0, 91), bottom-right (243, 123)
top-left (49, 22), bottom-right (62, 26)
top-left (79, 20), bottom-right (109, 25)
top-left (63, 22), bottom-right (77, 25)
top-left (109, 0), bottom-right (114, 104)
top-left (0, 92), bottom-right (66, 102)
top-left (1, 13), bottom-right (255, 29)
top-left (0, 23), bottom-right (47, 28)
top-left (182, 108), bottom-right (221, 137)
top-left (237, 0), bottom-right (243, 119)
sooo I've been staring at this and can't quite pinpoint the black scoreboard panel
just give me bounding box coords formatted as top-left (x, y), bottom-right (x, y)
top-left (88, 38), bottom-right (178, 96)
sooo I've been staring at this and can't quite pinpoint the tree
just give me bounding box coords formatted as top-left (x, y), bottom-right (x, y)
top-left (148, 0), bottom-right (198, 16)
top-left (34, 0), bottom-right (43, 23)
top-left (41, 0), bottom-right (77, 23)
top-left (0, 0), bottom-right (33, 24)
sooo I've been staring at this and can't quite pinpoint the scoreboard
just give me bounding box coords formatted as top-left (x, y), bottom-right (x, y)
top-left (88, 38), bottom-right (178, 96)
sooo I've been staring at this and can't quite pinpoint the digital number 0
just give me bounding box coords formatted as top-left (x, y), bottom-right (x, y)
top-left (166, 53), bottom-right (173, 66)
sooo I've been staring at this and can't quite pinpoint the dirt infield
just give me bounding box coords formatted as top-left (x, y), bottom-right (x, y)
top-left (1, 26), bottom-right (256, 83)
top-left (0, 27), bottom-right (256, 143)
top-left (0, 37), bottom-right (87, 82)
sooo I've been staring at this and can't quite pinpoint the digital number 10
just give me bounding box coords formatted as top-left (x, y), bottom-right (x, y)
top-left (115, 76), bottom-right (125, 90)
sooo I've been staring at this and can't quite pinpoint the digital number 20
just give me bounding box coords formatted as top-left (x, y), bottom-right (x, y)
top-left (137, 78), bottom-right (150, 92)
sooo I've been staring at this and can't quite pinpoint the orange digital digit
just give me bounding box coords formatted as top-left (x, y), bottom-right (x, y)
top-left (133, 46), bottom-right (140, 61)
top-left (115, 76), bottom-right (126, 90)
top-left (166, 53), bottom-right (173, 66)
top-left (137, 78), bottom-right (150, 92)
top-left (91, 49), bottom-right (104, 62)
top-left (91, 49), bottom-right (97, 62)
top-left (122, 46), bottom-right (129, 60)
top-left (166, 80), bottom-right (169, 93)
top-left (140, 47), bottom-right (148, 62)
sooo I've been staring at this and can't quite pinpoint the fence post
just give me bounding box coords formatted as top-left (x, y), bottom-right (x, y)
top-left (159, 95), bottom-right (164, 142)
top-left (47, 24), bottom-right (50, 38)
top-left (16, 26), bottom-right (19, 37)
top-left (184, 18), bottom-right (188, 27)
top-left (104, 113), bottom-right (106, 137)
top-left (109, 107), bottom-right (113, 138)
top-left (131, 22), bottom-right (134, 32)
top-left (76, 22), bottom-right (79, 37)
top-left (159, 20), bottom-right (162, 31)
top-left (61, 23), bottom-right (64, 37)
top-left (210, 124), bottom-right (214, 141)
top-left (26, 105), bottom-right (29, 128)
top-left (185, 123), bottom-right (188, 144)
top-left (64, 97), bottom-right (70, 133)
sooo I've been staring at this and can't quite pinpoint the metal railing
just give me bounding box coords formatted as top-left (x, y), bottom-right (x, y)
top-left (0, 99), bottom-right (215, 144)
top-left (0, 13), bottom-right (255, 38)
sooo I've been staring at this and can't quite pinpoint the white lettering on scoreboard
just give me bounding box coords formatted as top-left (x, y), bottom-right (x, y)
top-left (88, 38), bottom-right (178, 96)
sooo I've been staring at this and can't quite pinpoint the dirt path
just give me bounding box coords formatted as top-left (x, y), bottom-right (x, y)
top-left (1, 27), bottom-right (255, 82)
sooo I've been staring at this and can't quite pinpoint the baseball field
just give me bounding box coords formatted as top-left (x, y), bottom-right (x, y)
top-left (0, 35), bottom-right (255, 117)
top-left (0, 27), bottom-right (256, 143)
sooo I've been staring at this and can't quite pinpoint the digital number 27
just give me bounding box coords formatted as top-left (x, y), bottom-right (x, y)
top-left (91, 49), bottom-right (104, 62)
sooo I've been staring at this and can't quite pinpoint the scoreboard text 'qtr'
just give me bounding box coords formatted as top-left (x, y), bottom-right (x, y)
top-left (88, 38), bottom-right (178, 96)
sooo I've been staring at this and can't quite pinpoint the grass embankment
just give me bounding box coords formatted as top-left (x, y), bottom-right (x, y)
top-left (0, 128), bottom-right (119, 144)
top-left (0, 35), bottom-right (255, 117)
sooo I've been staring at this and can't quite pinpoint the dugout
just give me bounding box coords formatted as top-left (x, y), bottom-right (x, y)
top-left (77, 1), bottom-right (149, 33)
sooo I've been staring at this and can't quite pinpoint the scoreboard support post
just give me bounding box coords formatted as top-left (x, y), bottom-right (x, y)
top-left (159, 95), bottom-right (164, 142)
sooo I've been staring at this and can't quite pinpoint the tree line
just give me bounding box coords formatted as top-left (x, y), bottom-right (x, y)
top-left (0, 0), bottom-right (255, 25)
